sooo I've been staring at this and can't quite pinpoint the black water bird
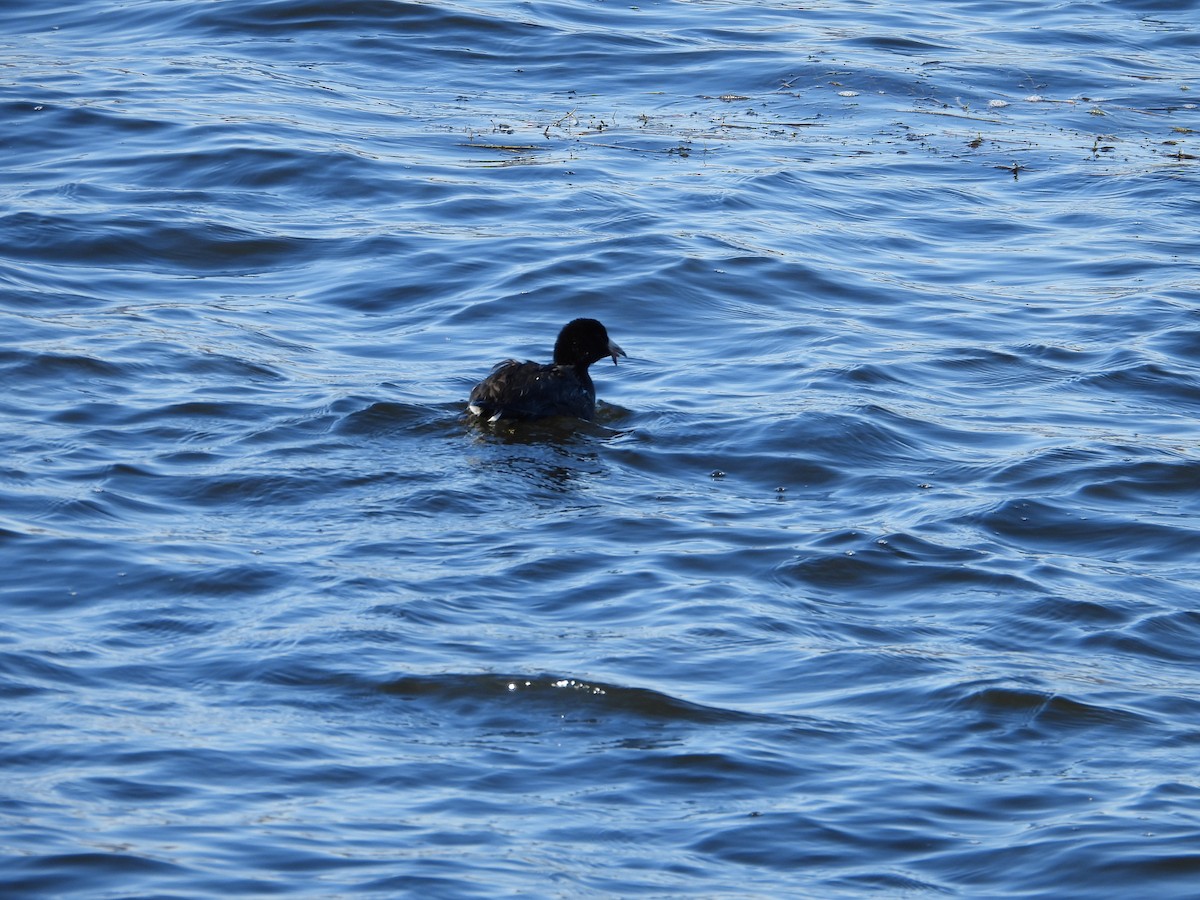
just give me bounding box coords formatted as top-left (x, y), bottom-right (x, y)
top-left (468, 318), bottom-right (626, 422)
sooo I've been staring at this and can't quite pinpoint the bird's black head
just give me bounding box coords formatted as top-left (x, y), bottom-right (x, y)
top-left (553, 318), bottom-right (627, 369)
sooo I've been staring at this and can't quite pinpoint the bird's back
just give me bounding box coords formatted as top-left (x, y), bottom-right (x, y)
top-left (468, 359), bottom-right (596, 421)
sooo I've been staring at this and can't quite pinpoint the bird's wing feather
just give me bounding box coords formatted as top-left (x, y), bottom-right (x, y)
top-left (468, 361), bottom-right (595, 420)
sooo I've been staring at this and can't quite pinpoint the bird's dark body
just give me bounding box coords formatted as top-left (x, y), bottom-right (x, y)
top-left (468, 360), bottom-right (597, 421)
top-left (467, 318), bottom-right (626, 423)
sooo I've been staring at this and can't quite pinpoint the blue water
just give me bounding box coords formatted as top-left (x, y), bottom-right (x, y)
top-left (3, 0), bottom-right (1200, 895)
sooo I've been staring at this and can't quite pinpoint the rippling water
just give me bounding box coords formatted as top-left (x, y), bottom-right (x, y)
top-left (3, 0), bottom-right (1200, 895)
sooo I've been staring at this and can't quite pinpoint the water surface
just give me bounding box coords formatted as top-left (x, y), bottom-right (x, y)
top-left (3, 0), bottom-right (1200, 895)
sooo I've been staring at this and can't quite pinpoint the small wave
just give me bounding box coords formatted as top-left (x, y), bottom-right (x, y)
top-left (950, 683), bottom-right (1155, 731)
top-left (0, 852), bottom-right (189, 898)
top-left (777, 529), bottom-right (1036, 600)
top-left (970, 497), bottom-right (1199, 564)
top-left (1086, 610), bottom-right (1200, 666)
top-left (378, 673), bottom-right (769, 726)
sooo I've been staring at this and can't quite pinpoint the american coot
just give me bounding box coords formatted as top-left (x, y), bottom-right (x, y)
top-left (468, 318), bottom-right (627, 422)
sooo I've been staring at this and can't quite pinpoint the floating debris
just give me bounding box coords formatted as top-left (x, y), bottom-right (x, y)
top-left (458, 143), bottom-right (541, 153)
